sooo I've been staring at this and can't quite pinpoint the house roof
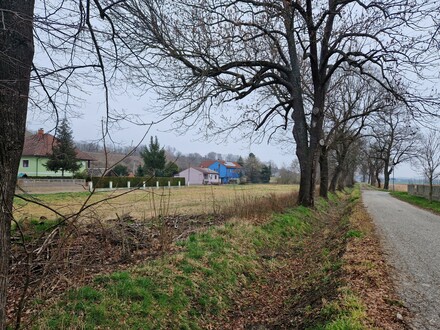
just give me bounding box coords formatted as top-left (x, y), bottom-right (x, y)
top-left (88, 168), bottom-right (119, 177)
top-left (199, 160), bottom-right (242, 169)
top-left (22, 130), bottom-right (94, 161)
top-left (193, 167), bottom-right (219, 174)
top-left (179, 167), bottom-right (219, 175)
top-left (199, 160), bottom-right (216, 168)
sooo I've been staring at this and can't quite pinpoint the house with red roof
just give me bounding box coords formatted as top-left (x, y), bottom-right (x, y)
top-left (19, 129), bottom-right (93, 177)
top-left (200, 160), bottom-right (242, 184)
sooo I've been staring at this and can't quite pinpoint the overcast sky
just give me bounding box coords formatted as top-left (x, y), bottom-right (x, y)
top-left (26, 90), bottom-right (420, 179)
top-left (26, 88), bottom-right (299, 168)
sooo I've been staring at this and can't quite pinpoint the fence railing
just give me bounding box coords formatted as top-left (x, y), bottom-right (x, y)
top-left (407, 184), bottom-right (440, 201)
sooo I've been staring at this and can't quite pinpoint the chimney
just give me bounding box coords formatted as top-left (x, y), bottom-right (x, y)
top-left (37, 128), bottom-right (44, 136)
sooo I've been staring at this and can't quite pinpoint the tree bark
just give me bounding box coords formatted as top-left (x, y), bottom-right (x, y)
top-left (369, 166), bottom-right (376, 186)
top-left (319, 146), bottom-right (329, 198)
top-left (285, 9), bottom-right (316, 207)
top-left (375, 169), bottom-right (382, 188)
top-left (329, 165), bottom-right (341, 192)
top-left (429, 178), bottom-right (433, 203)
top-left (337, 167), bottom-right (347, 191)
top-left (0, 1), bottom-right (35, 328)
top-left (383, 163), bottom-right (391, 190)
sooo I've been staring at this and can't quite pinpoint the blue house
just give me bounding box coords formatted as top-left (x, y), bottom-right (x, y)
top-left (200, 160), bottom-right (242, 184)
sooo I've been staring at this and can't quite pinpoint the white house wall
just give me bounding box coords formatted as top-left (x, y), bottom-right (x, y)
top-left (177, 168), bottom-right (220, 185)
top-left (179, 168), bottom-right (204, 185)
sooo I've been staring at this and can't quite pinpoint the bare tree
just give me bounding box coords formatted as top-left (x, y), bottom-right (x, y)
top-left (413, 130), bottom-right (440, 202)
top-left (358, 140), bottom-right (384, 188)
top-left (320, 71), bottom-right (385, 195)
top-left (113, 0), bottom-right (440, 206)
top-left (277, 160), bottom-right (300, 185)
top-left (368, 107), bottom-right (418, 190)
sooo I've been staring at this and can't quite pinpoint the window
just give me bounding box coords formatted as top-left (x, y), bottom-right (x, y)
top-left (22, 160), bottom-right (29, 168)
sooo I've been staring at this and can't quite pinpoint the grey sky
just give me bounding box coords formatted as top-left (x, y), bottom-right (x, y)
top-left (26, 89), bottom-right (297, 168)
top-left (26, 99), bottom-right (419, 178)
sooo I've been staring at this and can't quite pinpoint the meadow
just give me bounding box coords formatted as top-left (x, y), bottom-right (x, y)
top-left (13, 184), bottom-right (299, 223)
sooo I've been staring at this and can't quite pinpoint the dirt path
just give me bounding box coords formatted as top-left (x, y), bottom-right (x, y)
top-left (362, 190), bottom-right (440, 329)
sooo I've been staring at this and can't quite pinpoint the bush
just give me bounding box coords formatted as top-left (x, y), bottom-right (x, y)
top-left (73, 170), bottom-right (90, 180)
top-left (91, 176), bottom-right (185, 189)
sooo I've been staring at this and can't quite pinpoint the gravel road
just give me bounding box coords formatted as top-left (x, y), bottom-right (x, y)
top-left (362, 190), bottom-right (440, 329)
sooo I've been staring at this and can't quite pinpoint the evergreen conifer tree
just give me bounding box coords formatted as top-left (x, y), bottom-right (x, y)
top-left (260, 164), bottom-right (272, 183)
top-left (140, 136), bottom-right (166, 176)
top-left (45, 118), bottom-right (81, 176)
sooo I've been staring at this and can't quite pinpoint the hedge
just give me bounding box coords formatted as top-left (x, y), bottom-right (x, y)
top-left (91, 176), bottom-right (185, 189)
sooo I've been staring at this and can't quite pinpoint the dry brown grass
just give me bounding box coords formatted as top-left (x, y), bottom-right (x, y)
top-left (14, 184), bottom-right (299, 222)
top-left (392, 184), bottom-right (408, 192)
top-left (342, 197), bottom-right (410, 329)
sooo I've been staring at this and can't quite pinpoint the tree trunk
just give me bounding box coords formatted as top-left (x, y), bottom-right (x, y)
top-left (383, 163), bottom-right (390, 190)
top-left (297, 157), bottom-right (312, 206)
top-left (375, 170), bottom-right (382, 188)
top-left (319, 146), bottom-right (328, 198)
top-left (296, 125), bottom-right (322, 206)
top-left (429, 178), bottom-right (433, 203)
top-left (337, 166), bottom-right (346, 191)
top-left (346, 167), bottom-right (356, 188)
top-left (329, 164), bottom-right (342, 193)
top-left (285, 9), bottom-right (323, 207)
top-left (0, 1), bottom-right (35, 328)
top-left (370, 167), bottom-right (376, 186)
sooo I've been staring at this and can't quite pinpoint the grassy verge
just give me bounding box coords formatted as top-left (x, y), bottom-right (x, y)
top-left (390, 191), bottom-right (440, 214)
top-left (26, 188), bottom-right (385, 329)
top-left (313, 187), bottom-right (368, 330)
top-left (31, 206), bottom-right (314, 329)
top-left (317, 186), bottom-right (408, 330)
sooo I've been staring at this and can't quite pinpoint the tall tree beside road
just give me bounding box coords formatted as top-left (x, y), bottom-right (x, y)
top-left (320, 71), bottom-right (384, 195)
top-left (0, 1), bottom-right (34, 328)
top-left (114, 0), bottom-right (440, 206)
top-left (369, 107), bottom-right (418, 190)
top-left (45, 118), bottom-right (81, 177)
top-left (413, 131), bottom-right (440, 202)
